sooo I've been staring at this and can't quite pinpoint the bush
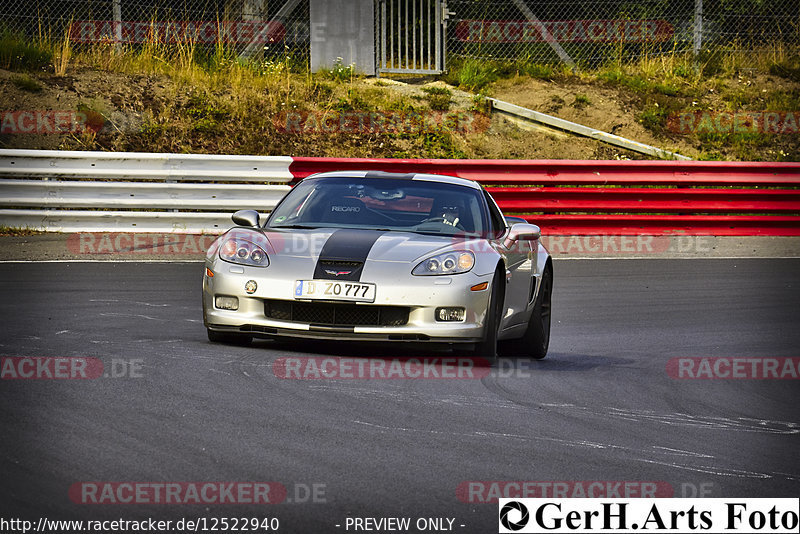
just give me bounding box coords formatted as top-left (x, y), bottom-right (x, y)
top-left (639, 105), bottom-right (669, 133)
top-left (522, 63), bottom-right (555, 80)
top-left (0, 29), bottom-right (52, 71)
top-left (422, 86), bottom-right (452, 110)
top-left (10, 74), bottom-right (42, 92)
top-left (768, 58), bottom-right (800, 83)
top-left (451, 59), bottom-right (497, 91)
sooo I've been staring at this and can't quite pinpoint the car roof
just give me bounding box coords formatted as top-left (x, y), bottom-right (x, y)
top-left (302, 170), bottom-right (482, 190)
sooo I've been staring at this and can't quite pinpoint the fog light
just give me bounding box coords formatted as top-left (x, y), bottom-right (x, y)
top-left (215, 295), bottom-right (239, 310)
top-left (436, 307), bottom-right (465, 322)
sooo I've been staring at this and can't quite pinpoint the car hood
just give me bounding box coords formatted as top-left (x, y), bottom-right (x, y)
top-left (261, 227), bottom-right (485, 263)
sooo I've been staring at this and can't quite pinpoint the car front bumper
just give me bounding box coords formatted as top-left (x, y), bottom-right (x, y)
top-left (202, 260), bottom-right (493, 343)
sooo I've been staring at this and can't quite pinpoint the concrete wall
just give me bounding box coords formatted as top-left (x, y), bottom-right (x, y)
top-left (310, 0), bottom-right (375, 76)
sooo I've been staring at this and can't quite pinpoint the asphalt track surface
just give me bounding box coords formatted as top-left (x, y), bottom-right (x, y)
top-left (0, 259), bottom-right (798, 532)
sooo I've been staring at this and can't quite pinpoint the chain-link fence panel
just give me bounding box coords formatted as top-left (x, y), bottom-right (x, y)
top-left (446, 0), bottom-right (800, 67)
top-left (0, 0), bottom-right (310, 66)
top-left (0, 0), bottom-right (798, 71)
top-left (701, 0), bottom-right (800, 53)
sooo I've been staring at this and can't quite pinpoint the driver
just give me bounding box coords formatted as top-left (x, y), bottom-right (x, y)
top-left (438, 205), bottom-right (460, 227)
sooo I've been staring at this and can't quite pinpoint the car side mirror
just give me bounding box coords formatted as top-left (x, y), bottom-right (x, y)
top-left (504, 223), bottom-right (541, 249)
top-left (232, 210), bottom-right (260, 228)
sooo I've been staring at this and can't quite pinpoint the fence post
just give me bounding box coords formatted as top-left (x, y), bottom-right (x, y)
top-left (113, 0), bottom-right (122, 50)
top-left (693, 0), bottom-right (703, 57)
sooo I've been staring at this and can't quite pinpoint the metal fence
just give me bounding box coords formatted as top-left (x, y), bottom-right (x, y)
top-left (0, 0), bottom-right (311, 62)
top-left (0, 0), bottom-right (798, 69)
top-left (447, 0), bottom-right (800, 66)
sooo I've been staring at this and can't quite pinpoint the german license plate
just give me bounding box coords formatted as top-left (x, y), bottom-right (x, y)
top-left (294, 280), bottom-right (376, 302)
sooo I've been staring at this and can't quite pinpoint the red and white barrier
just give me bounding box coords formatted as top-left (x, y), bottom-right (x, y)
top-left (1, 150), bottom-right (798, 235)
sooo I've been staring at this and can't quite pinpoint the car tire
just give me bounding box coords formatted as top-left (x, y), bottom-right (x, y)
top-left (501, 264), bottom-right (552, 360)
top-left (468, 267), bottom-right (504, 362)
top-left (207, 328), bottom-right (252, 345)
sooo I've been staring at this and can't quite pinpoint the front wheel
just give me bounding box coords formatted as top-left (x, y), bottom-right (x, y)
top-left (501, 265), bottom-right (552, 360)
top-left (467, 268), bottom-right (504, 362)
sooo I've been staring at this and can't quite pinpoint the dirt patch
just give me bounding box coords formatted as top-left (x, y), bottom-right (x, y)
top-left (0, 67), bottom-right (647, 159)
top-left (486, 71), bottom-right (800, 161)
top-left (2, 65), bottom-right (797, 160)
top-left (0, 67), bottom-right (171, 151)
top-left (489, 75), bottom-right (695, 158)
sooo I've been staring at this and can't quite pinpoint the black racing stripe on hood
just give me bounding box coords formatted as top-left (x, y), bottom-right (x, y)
top-left (313, 229), bottom-right (386, 281)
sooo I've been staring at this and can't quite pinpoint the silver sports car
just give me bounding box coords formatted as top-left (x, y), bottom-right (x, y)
top-left (202, 171), bottom-right (552, 360)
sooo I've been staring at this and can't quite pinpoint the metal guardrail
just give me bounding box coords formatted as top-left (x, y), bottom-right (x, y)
top-left (0, 150), bottom-right (294, 233)
top-left (0, 150), bottom-right (294, 182)
top-left (1, 150), bottom-right (799, 235)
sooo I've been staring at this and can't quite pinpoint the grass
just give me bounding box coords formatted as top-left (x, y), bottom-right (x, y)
top-left (769, 57), bottom-right (800, 83)
top-left (445, 58), bottom-right (499, 92)
top-left (597, 66), bottom-right (681, 97)
top-left (422, 86), bottom-right (452, 111)
top-left (0, 30), bottom-right (469, 158)
top-left (697, 131), bottom-right (775, 161)
top-left (523, 63), bottom-right (556, 80)
top-left (53, 21), bottom-right (72, 76)
top-left (440, 45), bottom-right (799, 161)
top-left (469, 92), bottom-right (491, 114)
top-left (638, 105), bottom-right (670, 133)
top-left (0, 226), bottom-right (45, 236)
top-left (10, 74), bottom-right (42, 92)
top-left (0, 28), bottom-right (52, 71)
top-left (444, 45), bottom-right (796, 105)
top-left (1, 25), bottom-right (798, 161)
top-left (317, 57), bottom-right (358, 83)
top-left (572, 94), bottom-right (591, 108)
top-left (444, 57), bottom-right (562, 92)
top-left (765, 89), bottom-right (800, 111)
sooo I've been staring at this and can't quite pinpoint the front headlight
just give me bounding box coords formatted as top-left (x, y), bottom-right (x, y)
top-left (412, 251), bottom-right (474, 276)
top-left (219, 237), bottom-right (269, 267)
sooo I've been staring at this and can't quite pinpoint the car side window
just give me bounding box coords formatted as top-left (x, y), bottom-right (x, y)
top-left (483, 190), bottom-right (507, 239)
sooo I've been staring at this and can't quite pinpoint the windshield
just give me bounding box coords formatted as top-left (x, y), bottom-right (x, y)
top-left (266, 177), bottom-right (489, 237)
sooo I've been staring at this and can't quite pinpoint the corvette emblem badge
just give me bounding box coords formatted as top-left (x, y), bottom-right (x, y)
top-left (325, 270), bottom-right (352, 277)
